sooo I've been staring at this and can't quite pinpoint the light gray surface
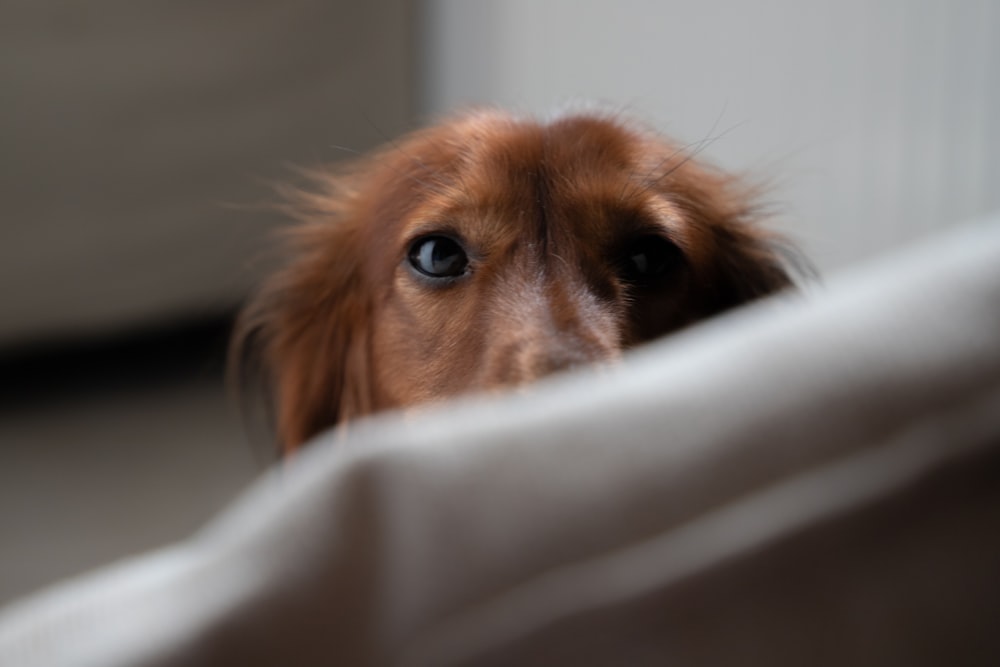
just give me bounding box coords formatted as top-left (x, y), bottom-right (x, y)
top-left (1, 217), bottom-right (997, 666)
top-left (0, 1), bottom-right (414, 345)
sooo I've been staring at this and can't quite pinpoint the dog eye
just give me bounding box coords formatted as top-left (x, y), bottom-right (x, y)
top-left (408, 236), bottom-right (469, 278)
top-left (621, 235), bottom-right (682, 283)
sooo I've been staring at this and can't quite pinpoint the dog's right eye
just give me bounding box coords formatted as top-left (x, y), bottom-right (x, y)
top-left (408, 236), bottom-right (469, 279)
top-left (619, 234), bottom-right (684, 285)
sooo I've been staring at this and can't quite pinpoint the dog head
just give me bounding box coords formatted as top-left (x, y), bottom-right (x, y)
top-left (236, 110), bottom-right (794, 451)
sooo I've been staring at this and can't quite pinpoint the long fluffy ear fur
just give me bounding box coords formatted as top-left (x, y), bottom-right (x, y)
top-left (661, 155), bottom-right (799, 314)
top-left (232, 169), bottom-right (375, 454)
top-left (705, 219), bottom-right (797, 310)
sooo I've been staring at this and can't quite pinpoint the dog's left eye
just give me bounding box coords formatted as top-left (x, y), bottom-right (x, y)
top-left (408, 236), bottom-right (469, 279)
top-left (621, 235), bottom-right (683, 284)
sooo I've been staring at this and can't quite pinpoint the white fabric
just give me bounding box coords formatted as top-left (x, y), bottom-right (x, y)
top-left (2, 216), bottom-right (999, 666)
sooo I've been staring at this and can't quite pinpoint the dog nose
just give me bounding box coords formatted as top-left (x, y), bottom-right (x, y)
top-left (528, 342), bottom-right (598, 375)
top-left (489, 336), bottom-right (616, 387)
top-left (481, 274), bottom-right (623, 387)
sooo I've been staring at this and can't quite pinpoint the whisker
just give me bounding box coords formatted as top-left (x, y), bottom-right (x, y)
top-left (328, 144), bottom-right (364, 156)
top-left (621, 103), bottom-right (737, 202)
top-left (549, 252), bottom-right (572, 271)
top-left (653, 120), bottom-right (747, 186)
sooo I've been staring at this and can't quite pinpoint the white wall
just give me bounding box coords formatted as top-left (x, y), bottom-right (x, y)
top-left (419, 0), bottom-right (999, 270)
top-left (0, 1), bottom-right (414, 345)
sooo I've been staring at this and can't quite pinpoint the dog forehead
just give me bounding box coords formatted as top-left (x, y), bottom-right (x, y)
top-left (395, 112), bottom-right (682, 254)
top-left (448, 114), bottom-right (651, 218)
top-left (463, 113), bottom-right (639, 180)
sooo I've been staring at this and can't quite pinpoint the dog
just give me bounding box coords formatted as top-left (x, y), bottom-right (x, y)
top-left (235, 109), bottom-right (795, 453)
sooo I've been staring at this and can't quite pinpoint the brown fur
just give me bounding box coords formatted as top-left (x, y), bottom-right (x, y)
top-left (235, 109), bottom-right (794, 453)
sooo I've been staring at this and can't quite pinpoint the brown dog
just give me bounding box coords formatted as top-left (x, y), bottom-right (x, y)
top-left (236, 109), bottom-right (794, 453)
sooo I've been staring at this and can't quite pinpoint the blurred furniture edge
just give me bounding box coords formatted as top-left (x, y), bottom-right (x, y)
top-left (0, 1), bottom-right (414, 347)
top-left (1, 214), bottom-right (998, 666)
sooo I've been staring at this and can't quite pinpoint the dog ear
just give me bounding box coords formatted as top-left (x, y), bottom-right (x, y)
top-left (701, 216), bottom-right (796, 311)
top-left (233, 124), bottom-right (452, 454)
top-left (232, 170), bottom-right (375, 454)
top-left (660, 156), bottom-right (797, 314)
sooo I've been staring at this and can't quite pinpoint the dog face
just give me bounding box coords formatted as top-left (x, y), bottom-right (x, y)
top-left (237, 110), bottom-right (793, 451)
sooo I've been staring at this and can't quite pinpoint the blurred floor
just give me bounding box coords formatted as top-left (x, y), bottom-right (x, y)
top-left (0, 319), bottom-right (265, 604)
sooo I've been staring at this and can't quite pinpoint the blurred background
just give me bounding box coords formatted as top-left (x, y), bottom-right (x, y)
top-left (1, 0), bottom-right (997, 604)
